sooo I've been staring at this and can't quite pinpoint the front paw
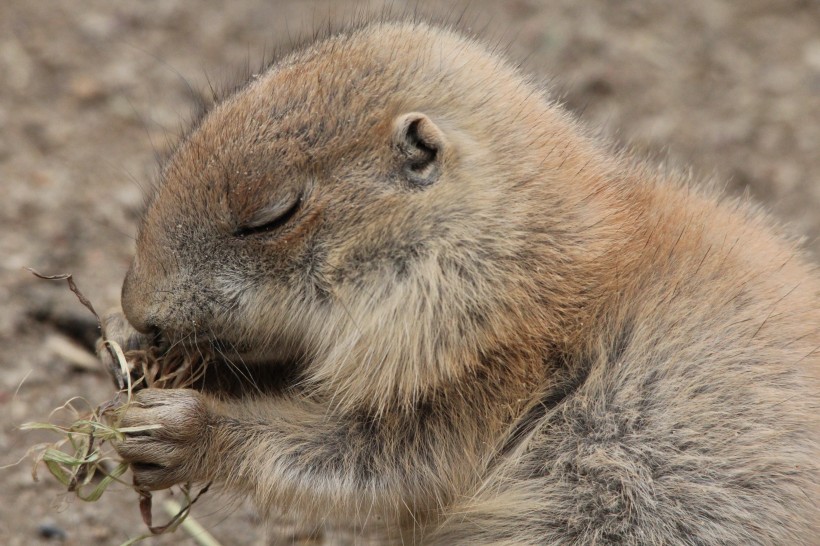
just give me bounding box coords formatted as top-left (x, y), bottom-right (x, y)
top-left (113, 388), bottom-right (213, 490)
top-left (96, 310), bottom-right (155, 389)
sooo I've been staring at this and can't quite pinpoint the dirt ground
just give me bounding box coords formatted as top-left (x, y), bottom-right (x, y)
top-left (1, 1), bottom-right (818, 544)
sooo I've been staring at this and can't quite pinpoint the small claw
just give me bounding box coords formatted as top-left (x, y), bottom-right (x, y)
top-left (131, 462), bottom-right (183, 491)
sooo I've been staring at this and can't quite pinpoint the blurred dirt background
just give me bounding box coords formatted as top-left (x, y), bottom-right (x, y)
top-left (1, 0), bottom-right (818, 544)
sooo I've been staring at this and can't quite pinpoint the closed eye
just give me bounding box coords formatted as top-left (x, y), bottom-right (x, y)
top-left (234, 195), bottom-right (302, 238)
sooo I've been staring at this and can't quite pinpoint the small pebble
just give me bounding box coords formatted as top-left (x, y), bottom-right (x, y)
top-left (37, 521), bottom-right (67, 541)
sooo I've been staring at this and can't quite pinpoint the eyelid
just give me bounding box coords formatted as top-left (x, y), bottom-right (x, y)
top-left (234, 194), bottom-right (302, 237)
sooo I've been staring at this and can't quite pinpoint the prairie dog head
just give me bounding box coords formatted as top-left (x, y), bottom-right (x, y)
top-left (122, 22), bottom-right (614, 408)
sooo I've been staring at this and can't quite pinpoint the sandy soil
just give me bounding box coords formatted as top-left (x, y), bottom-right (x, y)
top-left (1, 1), bottom-right (818, 544)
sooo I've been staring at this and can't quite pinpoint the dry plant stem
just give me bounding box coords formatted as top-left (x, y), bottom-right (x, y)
top-left (25, 269), bottom-right (103, 330)
top-left (25, 268), bottom-right (126, 388)
top-left (139, 482), bottom-right (213, 535)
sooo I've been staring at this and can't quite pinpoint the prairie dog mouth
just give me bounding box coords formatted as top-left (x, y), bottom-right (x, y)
top-left (191, 354), bottom-right (305, 399)
top-left (189, 340), bottom-right (308, 398)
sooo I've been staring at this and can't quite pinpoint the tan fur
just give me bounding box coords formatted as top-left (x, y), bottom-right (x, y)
top-left (112, 21), bottom-right (820, 544)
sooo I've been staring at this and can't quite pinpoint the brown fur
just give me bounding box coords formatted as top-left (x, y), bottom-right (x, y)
top-left (112, 21), bottom-right (820, 544)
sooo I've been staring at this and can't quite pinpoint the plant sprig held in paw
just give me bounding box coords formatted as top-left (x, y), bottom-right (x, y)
top-left (18, 269), bottom-right (215, 545)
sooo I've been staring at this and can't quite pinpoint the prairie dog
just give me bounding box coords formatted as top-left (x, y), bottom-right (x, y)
top-left (111, 21), bottom-right (820, 544)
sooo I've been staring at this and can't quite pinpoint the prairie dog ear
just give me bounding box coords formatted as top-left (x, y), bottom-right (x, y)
top-left (392, 112), bottom-right (447, 187)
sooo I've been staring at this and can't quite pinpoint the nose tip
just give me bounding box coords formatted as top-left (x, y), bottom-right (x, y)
top-left (121, 262), bottom-right (155, 335)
